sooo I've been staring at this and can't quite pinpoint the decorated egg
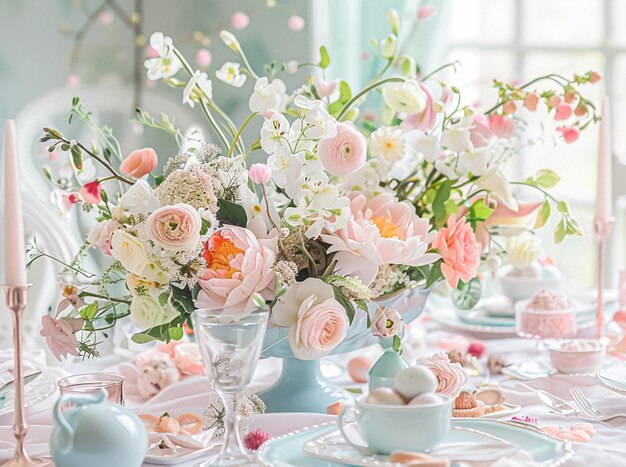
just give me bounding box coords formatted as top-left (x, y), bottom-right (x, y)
top-left (347, 357), bottom-right (372, 383)
top-left (394, 365), bottom-right (437, 400)
top-left (366, 387), bottom-right (405, 405)
top-left (408, 392), bottom-right (444, 406)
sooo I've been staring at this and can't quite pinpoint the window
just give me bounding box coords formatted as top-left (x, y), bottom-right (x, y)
top-left (445, 0), bottom-right (625, 286)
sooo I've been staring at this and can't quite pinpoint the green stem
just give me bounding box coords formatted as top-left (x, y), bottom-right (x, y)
top-left (228, 112), bottom-right (258, 157)
top-left (80, 292), bottom-right (132, 305)
top-left (72, 140), bottom-right (133, 185)
top-left (200, 100), bottom-right (231, 149)
top-left (421, 61), bottom-right (460, 82)
top-left (337, 77), bottom-right (405, 120)
top-left (368, 58), bottom-right (393, 84)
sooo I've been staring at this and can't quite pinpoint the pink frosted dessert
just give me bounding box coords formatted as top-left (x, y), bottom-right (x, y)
top-left (516, 289), bottom-right (577, 339)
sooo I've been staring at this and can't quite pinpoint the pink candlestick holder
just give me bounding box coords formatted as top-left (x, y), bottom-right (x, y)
top-left (594, 216), bottom-right (615, 341)
top-left (2, 285), bottom-right (51, 467)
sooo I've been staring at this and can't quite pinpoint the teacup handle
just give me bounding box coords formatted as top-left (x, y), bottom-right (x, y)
top-left (338, 404), bottom-right (374, 455)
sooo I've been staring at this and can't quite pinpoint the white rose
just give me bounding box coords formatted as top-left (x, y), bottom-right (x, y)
top-left (119, 180), bottom-right (160, 215)
top-left (130, 293), bottom-right (178, 329)
top-left (140, 258), bottom-right (170, 285)
top-left (249, 77), bottom-right (289, 113)
top-left (111, 230), bottom-right (151, 276)
top-left (382, 80), bottom-right (427, 114)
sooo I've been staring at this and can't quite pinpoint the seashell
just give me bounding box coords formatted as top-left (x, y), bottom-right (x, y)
top-left (366, 387), bottom-right (405, 405)
top-left (474, 388), bottom-right (505, 406)
top-left (394, 365), bottom-right (437, 399)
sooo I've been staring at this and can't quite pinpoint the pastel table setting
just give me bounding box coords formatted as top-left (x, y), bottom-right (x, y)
top-left (2, 5), bottom-right (626, 467)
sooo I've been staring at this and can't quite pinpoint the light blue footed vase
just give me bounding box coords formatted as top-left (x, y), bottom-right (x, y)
top-left (368, 327), bottom-right (410, 393)
top-left (50, 389), bottom-right (148, 467)
top-left (260, 287), bottom-right (430, 413)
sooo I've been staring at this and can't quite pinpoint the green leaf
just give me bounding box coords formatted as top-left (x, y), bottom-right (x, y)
top-left (168, 326), bottom-right (184, 341)
top-left (451, 278), bottom-right (482, 310)
top-left (566, 218), bottom-right (583, 236)
top-left (554, 219), bottom-right (567, 244)
top-left (42, 166), bottom-right (53, 182)
top-left (200, 218), bottom-right (212, 236)
top-left (392, 335), bottom-right (402, 353)
top-left (534, 200), bottom-right (551, 229)
top-left (131, 333), bottom-right (158, 344)
top-left (79, 302), bottom-right (98, 320)
top-left (217, 199), bottom-right (248, 227)
top-left (425, 260), bottom-right (444, 288)
top-left (70, 144), bottom-right (83, 170)
top-left (154, 175), bottom-right (165, 186)
top-left (534, 169), bottom-right (561, 189)
top-left (158, 292), bottom-right (169, 307)
top-left (432, 181), bottom-right (452, 222)
top-left (328, 81), bottom-right (352, 117)
top-left (318, 45), bottom-right (330, 69)
top-left (346, 387), bottom-right (363, 394)
top-left (379, 34), bottom-right (397, 59)
top-left (170, 285), bottom-right (195, 315)
top-left (556, 200), bottom-right (570, 215)
top-left (331, 284), bottom-right (355, 325)
top-left (400, 56), bottom-right (416, 77)
top-left (355, 299), bottom-right (370, 327)
top-left (467, 198), bottom-right (494, 230)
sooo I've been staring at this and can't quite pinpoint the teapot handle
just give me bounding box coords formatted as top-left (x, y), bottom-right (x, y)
top-left (53, 388), bottom-right (107, 455)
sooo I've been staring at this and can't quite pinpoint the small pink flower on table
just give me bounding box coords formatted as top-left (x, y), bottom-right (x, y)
top-left (40, 315), bottom-right (83, 359)
top-left (318, 122), bottom-right (367, 177)
top-left (80, 180), bottom-right (102, 204)
top-left (432, 215), bottom-right (480, 289)
top-left (196, 226), bottom-right (277, 319)
top-left (248, 163), bottom-right (272, 185)
top-left (120, 148), bottom-right (158, 178)
top-left (416, 352), bottom-right (467, 398)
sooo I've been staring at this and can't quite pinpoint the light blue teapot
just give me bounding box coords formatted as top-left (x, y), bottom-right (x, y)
top-left (50, 389), bottom-right (148, 467)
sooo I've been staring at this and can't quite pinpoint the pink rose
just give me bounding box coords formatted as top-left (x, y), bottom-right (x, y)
top-left (174, 343), bottom-right (205, 376)
top-left (80, 180), bottom-right (102, 204)
top-left (318, 122), bottom-right (367, 177)
top-left (320, 193), bottom-right (439, 285)
top-left (488, 115), bottom-right (516, 138)
top-left (469, 114), bottom-right (493, 148)
top-left (147, 203), bottom-right (201, 250)
top-left (432, 215), bottom-right (480, 289)
top-left (86, 219), bottom-right (120, 256)
top-left (248, 163), bottom-right (272, 184)
top-left (40, 315), bottom-right (83, 360)
top-left (197, 226), bottom-right (277, 318)
top-left (120, 148), bottom-right (158, 178)
top-left (271, 278), bottom-right (349, 360)
top-left (556, 125), bottom-right (580, 144)
top-left (401, 83), bottom-right (437, 132)
top-left (371, 306), bottom-right (403, 338)
top-left (416, 353), bottom-right (467, 398)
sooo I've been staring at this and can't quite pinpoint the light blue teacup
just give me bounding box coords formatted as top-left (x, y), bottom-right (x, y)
top-left (339, 395), bottom-right (452, 454)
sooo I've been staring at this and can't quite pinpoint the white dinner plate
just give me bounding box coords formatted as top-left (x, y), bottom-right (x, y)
top-left (597, 362), bottom-right (626, 395)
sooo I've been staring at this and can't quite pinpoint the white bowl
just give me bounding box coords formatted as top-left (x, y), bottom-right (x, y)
top-left (548, 339), bottom-right (607, 374)
top-left (500, 275), bottom-right (564, 303)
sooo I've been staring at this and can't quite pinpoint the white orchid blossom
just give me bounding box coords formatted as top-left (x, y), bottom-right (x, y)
top-left (249, 77), bottom-right (289, 113)
top-left (183, 71), bottom-right (213, 108)
top-left (144, 32), bottom-right (182, 80)
top-left (215, 62), bottom-right (247, 88)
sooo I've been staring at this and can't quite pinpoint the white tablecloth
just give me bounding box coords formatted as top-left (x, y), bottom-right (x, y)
top-left (1, 318), bottom-right (626, 466)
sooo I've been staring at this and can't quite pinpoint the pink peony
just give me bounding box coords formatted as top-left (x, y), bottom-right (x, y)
top-left (416, 352), bottom-right (467, 398)
top-left (469, 114), bottom-right (493, 148)
top-left (432, 215), bottom-right (480, 289)
top-left (174, 343), bottom-right (204, 375)
top-left (371, 306), bottom-right (402, 338)
top-left (196, 226), bottom-right (277, 318)
top-left (87, 219), bottom-right (120, 256)
top-left (248, 163), bottom-right (272, 184)
top-left (318, 122), bottom-right (367, 176)
top-left (488, 115), bottom-right (516, 139)
top-left (147, 203), bottom-right (201, 250)
top-left (120, 148), bottom-right (158, 179)
top-left (556, 125), bottom-right (579, 144)
top-left (400, 83), bottom-right (437, 132)
top-left (320, 193), bottom-right (439, 285)
top-left (40, 315), bottom-right (83, 360)
top-left (80, 180), bottom-right (102, 204)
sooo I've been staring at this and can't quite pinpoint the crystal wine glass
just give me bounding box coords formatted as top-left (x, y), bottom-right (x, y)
top-left (192, 309), bottom-right (269, 466)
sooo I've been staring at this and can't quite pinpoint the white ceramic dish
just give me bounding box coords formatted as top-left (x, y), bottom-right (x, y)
top-left (548, 339), bottom-right (606, 374)
top-left (597, 362), bottom-right (626, 395)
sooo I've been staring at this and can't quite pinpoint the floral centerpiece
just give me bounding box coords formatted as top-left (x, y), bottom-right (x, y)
top-left (35, 10), bottom-right (598, 374)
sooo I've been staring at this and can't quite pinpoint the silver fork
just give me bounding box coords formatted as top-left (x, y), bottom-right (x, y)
top-left (569, 387), bottom-right (626, 422)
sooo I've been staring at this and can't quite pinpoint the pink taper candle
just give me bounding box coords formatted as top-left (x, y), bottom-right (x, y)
top-left (595, 96), bottom-right (612, 221)
top-left (3, 120), bottom-right (27, 287)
